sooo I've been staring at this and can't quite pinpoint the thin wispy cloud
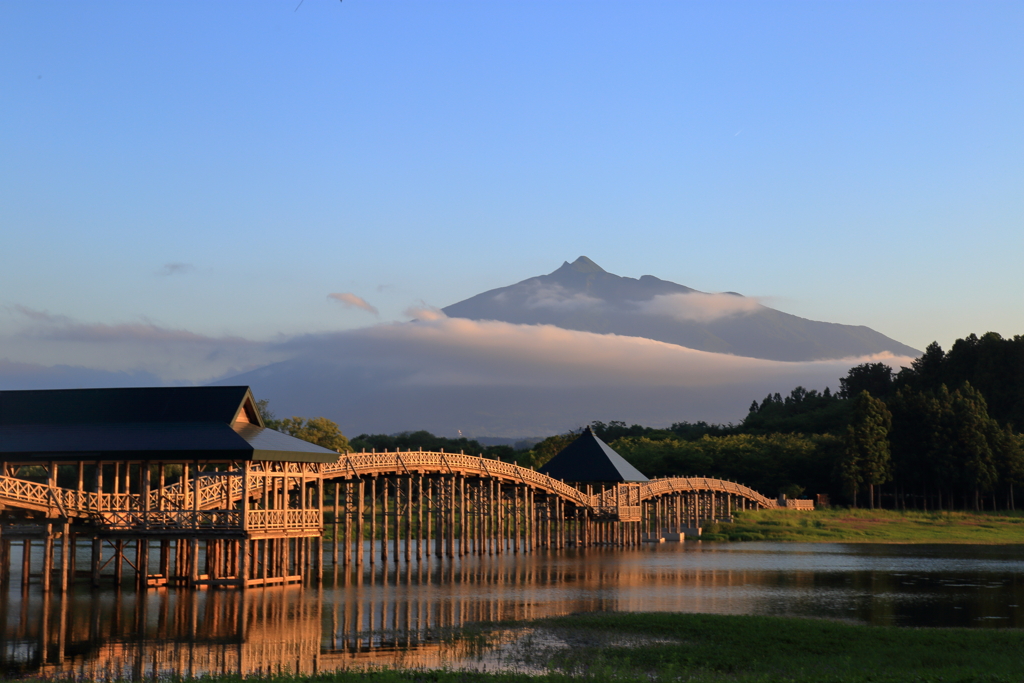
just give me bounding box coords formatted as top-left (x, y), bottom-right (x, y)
top-left (159, 263), bottom-right (194, 276)
top-left (403, 303), bottom-right (446, 321)
top-left (327, 292), bottom-right (379, 315)
top-left (11, 305), bottom-right (251, 344)
top-left (511, 283), bottom-right (603, 311)
top-left (1, 305), bottom-right (279, 384)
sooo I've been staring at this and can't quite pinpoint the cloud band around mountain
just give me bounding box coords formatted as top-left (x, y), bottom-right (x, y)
top-left (1, 304), bottom-right (914, 434)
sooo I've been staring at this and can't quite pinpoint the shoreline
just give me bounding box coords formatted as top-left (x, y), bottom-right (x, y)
top-left (702, 508), bottom-right (1024, 544)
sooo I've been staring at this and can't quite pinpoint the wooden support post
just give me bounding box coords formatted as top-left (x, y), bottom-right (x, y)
top-left (113, 539), bottom-right (125, 586)
top-left (524, 489), bottom-right (532, 552)
top-left (432, 477), bottom-right (442, 559)
top-left (333, 481), bottom-right (341, 567)
top-left (381, 477), bottom-right (389, 563)
top-left (392, 477), bottom-right (400, 563)
top-left (485, 479), bottom-right (494, 556)
top-left (42, 525), bottom-right (54, 592)
top-left (189, 538), bottom-right (199, 587)
top-left (90, 537), bottom-right (101, 587)
top-left (458, 474), bottom-right (467, 556)
top-left (239, 538), bottom-right (250, 586)
top-left (369, 477), bottom-right (377, 566)
top-left (511, 485), bottom-right (519, 553)
top-left (416, 474), bottom-right (424, 561)
top-left (136, 538), bottom-right (149, 589)
top-left (435, 475), bottom-right (443, 558)
top-left (342, 480), bottom-right (351, 567)
top-left (317, 465), bottom-right (325, 582)
top-left (478, 481), bottom-right (485, 556)
top-left (0, 528), bottom-right (7, 589)
top-left (497, 483), bottom-right (506, 554)
top-left (446, 475), bottom-right (455, 559)
top-left (21, 539), bottom-right (31, 588)
top-left (555, 498), bottom-right (562, 549)
top-left (60, 522), bottom-right (71, 592)
top-left (356, 478), bottom-right (365, 566)
top-left (405, 475), bottom-right (413, 563)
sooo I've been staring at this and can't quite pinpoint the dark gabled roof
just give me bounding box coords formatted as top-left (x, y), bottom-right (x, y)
top-left (0, 386), bottom-right (257, 426)
top-left (0, 386), bottom-right (340, 463)
top-left (538, 427), bottom-right (649, 483)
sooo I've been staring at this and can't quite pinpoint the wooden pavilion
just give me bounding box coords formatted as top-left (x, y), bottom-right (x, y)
top-left (0, 386), bottom-right (339, 590)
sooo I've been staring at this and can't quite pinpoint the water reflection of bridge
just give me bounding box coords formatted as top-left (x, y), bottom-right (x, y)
top-left (2, 551), bottom-right (775, 679)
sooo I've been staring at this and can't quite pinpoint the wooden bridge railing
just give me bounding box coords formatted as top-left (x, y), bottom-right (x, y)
top-left (642, 477), bottom-right (776, 509)
top-left (93, 509), bottom-right (322, 532)
top-left (322, 451), bottom-right (591, 507)
top-left (0, 455), bottom-right (776, 521)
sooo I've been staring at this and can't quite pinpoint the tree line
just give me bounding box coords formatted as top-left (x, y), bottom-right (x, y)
top-left (524, 332), bottom-right (1024, 510)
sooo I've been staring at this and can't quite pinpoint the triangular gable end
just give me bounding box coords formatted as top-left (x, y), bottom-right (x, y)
top-left (231, 390), bottom-right (264, 428)
top-left (538, 427), bottom-right (649, 483)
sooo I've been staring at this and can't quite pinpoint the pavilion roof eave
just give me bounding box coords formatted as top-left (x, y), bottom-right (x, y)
top-left (0, 422), bottom-right (340, 464)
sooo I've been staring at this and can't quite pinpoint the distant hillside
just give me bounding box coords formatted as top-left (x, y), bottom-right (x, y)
top-left (442, 256), bottom-right (919, 362)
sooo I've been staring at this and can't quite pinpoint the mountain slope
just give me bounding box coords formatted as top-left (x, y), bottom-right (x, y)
top-left (442, 256), bottom-right (918, 362)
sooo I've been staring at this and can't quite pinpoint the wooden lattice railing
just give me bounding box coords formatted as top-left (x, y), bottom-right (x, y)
top-left (322, 452), bottom-right (592, 506)
top-left (96, 509), bottom-right (321, 532)
top-left (0, 454), bottom-right (775, 523)
top-left (246, 509), bottom-right (321, 531)
top-left (100, 509), bottom-right (244, 531)
top-left (641, 477), bottom-right (776, 509)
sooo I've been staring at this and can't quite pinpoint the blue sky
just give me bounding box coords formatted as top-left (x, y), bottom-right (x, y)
top-left (1, 1), bottom-right (1022, 393)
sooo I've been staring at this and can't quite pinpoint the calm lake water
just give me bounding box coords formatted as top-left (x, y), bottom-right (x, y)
top-left (3, 542), bottom-right (1023, 678)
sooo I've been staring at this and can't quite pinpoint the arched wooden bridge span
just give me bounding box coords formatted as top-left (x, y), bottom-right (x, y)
top-left (0, 450), bottom-right (776, 592)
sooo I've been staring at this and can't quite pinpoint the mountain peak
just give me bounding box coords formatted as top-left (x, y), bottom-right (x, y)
top-left (557, 255), bottom-right (606, 275)
top-left (442, 257), bottom-right (920, 362)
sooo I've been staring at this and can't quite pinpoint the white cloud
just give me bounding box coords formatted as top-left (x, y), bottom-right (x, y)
top-left (638, 292), bottom-right (763, 323)
top-left (403, 303), bottom-right (447, 321)
top-left (288, 317), bottom-right (911, 389)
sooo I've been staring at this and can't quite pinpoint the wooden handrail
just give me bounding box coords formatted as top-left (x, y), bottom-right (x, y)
top-left (0, 453), bottom-right (776, 521)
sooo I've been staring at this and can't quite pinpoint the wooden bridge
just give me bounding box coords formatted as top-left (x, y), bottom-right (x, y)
top-left (0, 450), bottom-right (775, 592)
top-left (0, 386), bottom-right (781, 592)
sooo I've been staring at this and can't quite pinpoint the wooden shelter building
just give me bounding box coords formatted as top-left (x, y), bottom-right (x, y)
top-left (0, 386), bottom-right (339, 590)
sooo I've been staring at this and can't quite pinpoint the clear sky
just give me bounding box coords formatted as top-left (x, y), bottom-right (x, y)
top-left (2, 1), bottom-right (1022, 389)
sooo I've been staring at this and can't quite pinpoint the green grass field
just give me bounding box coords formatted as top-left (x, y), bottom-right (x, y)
top-left (701, 507), bottom-right (1024, 543)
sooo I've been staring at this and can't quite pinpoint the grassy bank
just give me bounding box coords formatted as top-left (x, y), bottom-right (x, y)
top-left (702, 507), bottom-right (1024, 543)
top-left (517, 611), bottom-right (1024, 682)
top-left (72, 612), bottom-right (1024, 683)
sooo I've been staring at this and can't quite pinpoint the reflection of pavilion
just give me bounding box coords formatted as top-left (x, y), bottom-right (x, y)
top-left (2, 586), bottom-right (324, 679)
